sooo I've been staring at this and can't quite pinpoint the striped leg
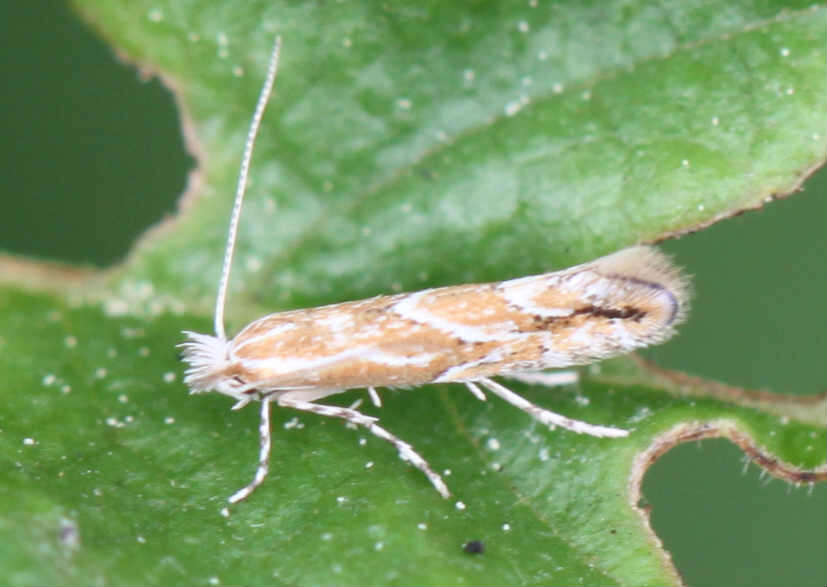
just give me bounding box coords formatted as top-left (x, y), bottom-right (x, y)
top-left (477, 377), bottom-right (628, 438)
top-left (278, 396), bottom-right (450, 499)
top-left (228, 397), bottom-right (274, 504)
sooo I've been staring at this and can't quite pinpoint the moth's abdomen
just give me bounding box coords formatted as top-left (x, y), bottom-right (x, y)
top-left (226, 246), bottom-right (689, 391)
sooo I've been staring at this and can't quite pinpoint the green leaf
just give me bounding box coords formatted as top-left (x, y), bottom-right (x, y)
top-left (1, 289), bottom-right (824, 585)
top-left (75, 0), bottom-right (826, 317)
top-left (1, 1), bottom-right (825, 585)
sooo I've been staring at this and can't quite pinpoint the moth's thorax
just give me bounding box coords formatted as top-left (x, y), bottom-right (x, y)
top-left (186, 246), bottom-right (690, 395)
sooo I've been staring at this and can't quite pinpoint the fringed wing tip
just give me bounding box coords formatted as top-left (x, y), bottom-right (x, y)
top-left (590, 246), bottom-right (692, 328)
top-left (179, 331), bottom-right (230, 393)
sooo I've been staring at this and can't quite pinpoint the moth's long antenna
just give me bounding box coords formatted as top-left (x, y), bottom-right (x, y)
top-left (214, 36), bottom-right (282, 341)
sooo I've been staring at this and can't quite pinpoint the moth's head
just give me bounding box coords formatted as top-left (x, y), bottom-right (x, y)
top-left (179, 331), bottom-right (249, 401)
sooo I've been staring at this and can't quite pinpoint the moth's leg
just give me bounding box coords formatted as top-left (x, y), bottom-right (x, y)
top-left (464, 381), bottom-right (487, 401)
top-left (505, 371), bottom-right (579, 388)
top-left (367, 386), bottom-right (382, 407)
top-left (277, 395), bottom-right (450, 499)
top-left (228, 397), bottom-right (274, 504)
top-left (477, 377), bottom-right (628, 438)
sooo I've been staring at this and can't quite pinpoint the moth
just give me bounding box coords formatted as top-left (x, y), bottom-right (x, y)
top-left (181, 37), bottom-right (690, 504)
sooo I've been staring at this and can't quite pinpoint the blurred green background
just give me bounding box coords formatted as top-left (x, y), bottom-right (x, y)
top-left (1, 2), bottom-right (824, 586)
